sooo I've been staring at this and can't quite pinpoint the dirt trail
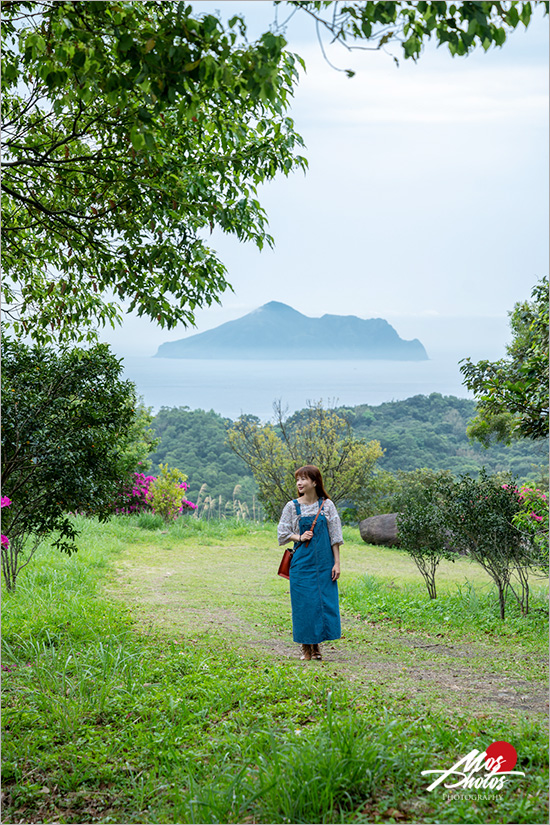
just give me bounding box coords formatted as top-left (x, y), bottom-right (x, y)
top-left (107, 542), bottom-right (549, 721)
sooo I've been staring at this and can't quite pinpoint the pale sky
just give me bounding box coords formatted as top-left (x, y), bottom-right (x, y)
top-left (100, 2), bottom-right (549, 360)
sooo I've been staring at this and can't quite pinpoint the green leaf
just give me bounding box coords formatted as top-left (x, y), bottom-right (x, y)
top-left (130, 125), bottom-right (146, 150)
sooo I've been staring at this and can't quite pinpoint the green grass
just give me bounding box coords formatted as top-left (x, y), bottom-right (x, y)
top-left (2, 516), bottom-right (548, 824)
top-left (340, 574), bottom-right (549, 645)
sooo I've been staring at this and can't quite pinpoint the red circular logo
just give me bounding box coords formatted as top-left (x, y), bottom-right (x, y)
top-left (485, 741), bottom-right (518, 772)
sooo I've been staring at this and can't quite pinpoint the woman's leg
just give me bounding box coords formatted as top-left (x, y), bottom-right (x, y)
top-left (300, 644), bottom-right (312, 660)
top-left (311, 644), bottom-right (322, 660)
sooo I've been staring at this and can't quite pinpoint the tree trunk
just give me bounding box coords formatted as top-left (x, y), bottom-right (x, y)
top-left (497, 583), bottom-right (506, 620)
top-left (2, 546), bottom-right (16, 591)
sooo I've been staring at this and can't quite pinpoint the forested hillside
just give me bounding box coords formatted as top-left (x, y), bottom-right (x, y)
top-left (339, 394), bottom-right (547, 477)
top-left (149, 408), bottom-right (258, 511)
top-left (149, 395), bottom-right (547, 513)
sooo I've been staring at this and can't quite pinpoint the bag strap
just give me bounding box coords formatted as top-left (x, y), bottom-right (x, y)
top-left (305, 498), bottom-right (325, 546)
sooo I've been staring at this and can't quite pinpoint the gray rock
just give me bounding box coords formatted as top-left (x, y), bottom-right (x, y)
top-left (359, 513), bottom-right (399, 547)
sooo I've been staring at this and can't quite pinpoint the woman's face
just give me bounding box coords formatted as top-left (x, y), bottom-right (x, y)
top-left (296, 474), bottom-right (316, 497)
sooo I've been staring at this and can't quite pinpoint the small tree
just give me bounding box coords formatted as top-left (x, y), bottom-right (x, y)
top-left (395, 470), bottom-right (457, 599)
top-left (446, 470), bottom-right (528, 619)
top-left (227, 401), bottom-right (383, 519)
top-left (1, 338), bottom-right (145, 590)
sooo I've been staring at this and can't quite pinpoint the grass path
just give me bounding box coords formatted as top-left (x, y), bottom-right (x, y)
top-left (105, 523), bottom-right (548, 722)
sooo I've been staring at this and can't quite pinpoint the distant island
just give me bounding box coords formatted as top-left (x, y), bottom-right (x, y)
top-left (154, 302), bottom-right (429, 361)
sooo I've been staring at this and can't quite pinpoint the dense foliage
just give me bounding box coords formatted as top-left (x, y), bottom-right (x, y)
top-left (3, 1), bottom-right (545, 344)
top-left (149, 407), bottom-right (258, 510)
top-left (460, 277), bottom-right (549, 442)
top-left (0, 339), bottom-right (148, 589)
top-left (1, 1), bottom-right (306, 342)
top-left (343, 393), bottom-right (548, 478)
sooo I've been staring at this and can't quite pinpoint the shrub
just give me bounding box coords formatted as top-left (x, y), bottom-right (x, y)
top-left (117, 471), bottom-right (156, 515)
top-left (395, 470), bottom-right (457, 599)
top-left (446, 470), bottom-right (527, 619)
top-left (1, 338), bottom-right (142, 590)
top-left (146, 464), bottom-right (195, 523)
top-left (512, 485), bottom-right (549, 575)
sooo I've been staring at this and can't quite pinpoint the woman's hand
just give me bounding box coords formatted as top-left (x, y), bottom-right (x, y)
top-left (300, 530), bottom-right (314, 542)
top-left (331, 563), bottom-right (340, 581)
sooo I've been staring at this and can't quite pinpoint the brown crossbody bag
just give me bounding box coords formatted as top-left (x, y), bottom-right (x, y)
top-left (277, 498), bottom-right (326, 580)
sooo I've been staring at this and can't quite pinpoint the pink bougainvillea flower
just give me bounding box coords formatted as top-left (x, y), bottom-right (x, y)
top-left (1, 535), bottom-right (9, 548)
top-left (1, 497), bottom-right (12, 508)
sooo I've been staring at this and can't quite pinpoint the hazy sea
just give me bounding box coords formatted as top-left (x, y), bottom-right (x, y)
top-left (121, 354), bottom-right (474, 421)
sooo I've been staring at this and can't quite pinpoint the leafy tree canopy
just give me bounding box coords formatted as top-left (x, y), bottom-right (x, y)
top-left (290, 1), bottom-right (544, 66)
top-left (2, 1), bottom-right (546, 343)
top-left (1, 338), bottom-right (152, 589)
top-left (1, 0), bottom-right (306, 342)
top-left (342, 393), bottom-right (547, 480)
top-left (460, 277), bottom-right (549, 443)
top-left (228, 401), bottom-right (383, 519)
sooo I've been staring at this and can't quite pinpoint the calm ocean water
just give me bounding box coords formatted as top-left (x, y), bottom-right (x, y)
top-left (121, 355), bottom-right (473, 421)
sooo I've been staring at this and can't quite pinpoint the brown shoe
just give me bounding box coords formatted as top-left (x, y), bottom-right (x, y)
top-left (300, 644), bottom-right (312, 660)
top-left (311, 644), bottom-right (322, 660)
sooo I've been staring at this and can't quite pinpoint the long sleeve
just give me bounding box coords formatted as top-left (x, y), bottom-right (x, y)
top-left (277, 501), bottom-right (298, 546)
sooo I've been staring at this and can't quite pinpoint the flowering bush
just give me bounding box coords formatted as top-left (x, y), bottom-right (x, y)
top-left (179, 482), bottom-right (197, 514)
top-left (117, 471), bottom-right (157, 515)
top-left (146, 464), bottom-right (196, 522)
top-left (446, 472), bottom-right (527, 620)
top-left (1, 496), bottom-right (11, 549)
top-left (511, 485), bottom-right (549, 574)
top-left (117, 468), bottom-right (196, 517)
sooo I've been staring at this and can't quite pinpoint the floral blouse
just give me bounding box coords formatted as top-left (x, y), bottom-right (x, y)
top-left (277, 498), bottom-right (344, 547)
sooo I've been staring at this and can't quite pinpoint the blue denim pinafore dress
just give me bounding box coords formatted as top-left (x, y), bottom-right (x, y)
top-left (289, 498), bottom-right (341, 644)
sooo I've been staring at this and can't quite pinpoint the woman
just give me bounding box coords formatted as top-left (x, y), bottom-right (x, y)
top-left (277, 465), bottom-right (343, 661)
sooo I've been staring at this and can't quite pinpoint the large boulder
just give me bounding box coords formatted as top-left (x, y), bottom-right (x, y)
top-left (359, 513), bottom-right (399, 547)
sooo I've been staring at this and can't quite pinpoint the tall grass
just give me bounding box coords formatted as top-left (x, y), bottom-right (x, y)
top-left (133, 510), bottom-right (273, 538)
